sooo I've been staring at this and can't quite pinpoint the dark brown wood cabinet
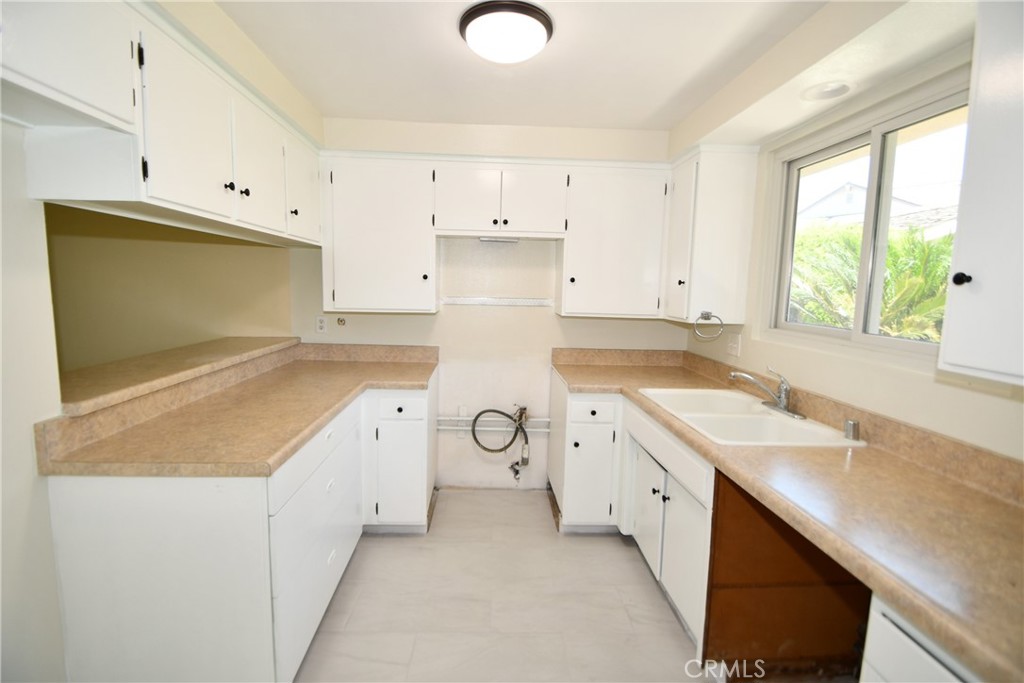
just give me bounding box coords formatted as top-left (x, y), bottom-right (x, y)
top-left (704, 472), bottom-right (871, 678)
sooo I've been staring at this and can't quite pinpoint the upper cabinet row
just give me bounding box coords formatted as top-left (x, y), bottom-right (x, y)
top-left (3, 2), bottom-right (321, 246)
top-left (322, 151), bottom-right (757, 322)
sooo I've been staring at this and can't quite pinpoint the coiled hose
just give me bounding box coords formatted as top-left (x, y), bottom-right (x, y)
top-left (471, 406), bottom-right (530, 479)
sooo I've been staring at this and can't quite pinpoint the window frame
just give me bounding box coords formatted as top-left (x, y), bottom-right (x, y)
top-left (773, 90), bottom-right (970, 355)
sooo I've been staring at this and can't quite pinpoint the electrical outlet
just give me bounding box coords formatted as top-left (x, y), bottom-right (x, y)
top-left (726, 333), bottom-right (741, 357)
top-left (315, 315), bottom-right (327, 334)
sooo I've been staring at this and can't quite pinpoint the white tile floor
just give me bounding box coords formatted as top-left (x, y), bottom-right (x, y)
top-left (295, 488), bottom-right (705, 682)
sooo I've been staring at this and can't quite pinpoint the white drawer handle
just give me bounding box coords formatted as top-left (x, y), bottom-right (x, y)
top-left (327, 549), bottom-right (338, 565)
top-left (325, 429), bottom-right (335, 441)
top-left (326, 478), bottom-right (336, 494)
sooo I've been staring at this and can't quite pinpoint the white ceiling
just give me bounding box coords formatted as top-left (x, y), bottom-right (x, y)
top-left (215, 1), bottom-right (976, 138)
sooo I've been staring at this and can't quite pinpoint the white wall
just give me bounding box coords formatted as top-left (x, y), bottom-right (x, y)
top-left (2, 121), bottom-right (68, 681)
top-left (291, 241), bottom-right (687, 489)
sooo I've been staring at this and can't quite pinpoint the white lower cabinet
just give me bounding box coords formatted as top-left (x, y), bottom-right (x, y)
top-left (47, 403), bottom-right (362, 683)
top-left (861, 597), bottom-right (975, 682)
top-left (624, 400), bottom-right (714, 654)
top-left (362, 375), bottom-right (439, 530)
top-left (547, 371), bottom-right (620, 528)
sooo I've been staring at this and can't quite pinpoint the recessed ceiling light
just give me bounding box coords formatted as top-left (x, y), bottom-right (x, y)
top-left (801, 81), bottom-right (852, 101)
top-left (459, 1), bottom-right (553, 64)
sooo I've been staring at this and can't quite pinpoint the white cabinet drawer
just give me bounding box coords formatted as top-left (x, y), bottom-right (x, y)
top-left (378, 397), bottom-right (426, 420)
top-left (268, 404), bottom-right (358, 515)
top-left (862, 599), bottom-right (963, 683)
top-left (568, 400), bottom-right (617, 424)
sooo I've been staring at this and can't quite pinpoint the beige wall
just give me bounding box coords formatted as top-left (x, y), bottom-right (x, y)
top-left (46, 206), bottom-right (293, 372)
top-left (2, 122), bottom-right (68, 681)
top-left (291, 242), bottom-right (688, 488)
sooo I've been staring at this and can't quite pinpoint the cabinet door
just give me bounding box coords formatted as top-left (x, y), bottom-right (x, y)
top-left (664, 157), bottom-right (697, 320)
top-left (284, 134), bottom-right (321, 242)
top-left (660, 475), bottom-right (710, 639)
top-left (376, 419), bottom-right (427, 525)
top-left (1, 2), bottom-right (137, 127)
top-left (938, 1), bottom-right (1023, 385)
top-left (632, 446), bottom-right (666, 577)
top-left (563, 423), bottom-right (615, 525)
top-left (330, 158), bottom-right (436, 312)
top-left (562, 169), bottom-right (666, 317)
top-left (232, 97), bottom-right (286, 232)
top-left (500, 167), bottom-right (567, 233)
top-left (434, 165), bottom-right (502, 231)
top-left (141, 29), bottom-right (234, 218)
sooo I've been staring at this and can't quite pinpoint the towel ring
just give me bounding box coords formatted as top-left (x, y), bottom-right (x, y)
top-left (692, 311), bottom-right (724, 340)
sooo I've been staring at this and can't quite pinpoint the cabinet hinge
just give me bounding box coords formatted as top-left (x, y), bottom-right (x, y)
top-left (566, 174), bottom-right (570, 187)
top-left (137, 42), bottom-right (145, 68)
top-left (375, 427), bottom-right (379, 441)
top-left (432, 170), bottom-right (436, 182)
top-left (612, 430), bottom-right (616, 443)
top-left (375, 502), bottom-right (379, 515)
top-left (664, 183), bottom-right (668, 195)
top-left (141, 157), bottom-right (148, 181)
top-left (332, 288), bottom-right (335, 302)
top-left (432, 214), bottom-right (435, 226)
top-left (609, 503), bottom-right (613, 516)
top-left (330, 170), bottom-right (333, 184)
top-left (132, 88), bottom-right (136, 108)
top-left (564, 219), bottom-right (568, 231)
top-left (657, 297), bottom-right (661, 310)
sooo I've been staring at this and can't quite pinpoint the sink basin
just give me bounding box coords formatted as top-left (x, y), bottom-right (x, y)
top-left (639, 388), bottom-right (865, 447)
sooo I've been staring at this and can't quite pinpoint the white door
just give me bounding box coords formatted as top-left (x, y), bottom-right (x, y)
top-left (664, 157), bottom-right (697, 320)
top-left (500, 167), bottom-right (568, 233)
top-left (330, 158), bottom-right (436, 312)
top-left (631, 446), bottom-right (666, 577)
top-left (284, 133), bottom-right (321, 242)
top-left (938, 1), bottom-right (1023, 384)
top-left (563, 423), bottom-right (615, 525)
top-left (232, 97), bottom-right (286, 232)
top-left (660, 475), bottom-right (710, 638)
top-left (563, 168), bottom-right (666, 316)
top-left (141, 29), bottom-right (234, 218)
top-left (376, 419), bottom-right (426, 524)
top-left (434, 165), bottom-right (502, 231)
top-left (1, 2), bottom-right (137, 126)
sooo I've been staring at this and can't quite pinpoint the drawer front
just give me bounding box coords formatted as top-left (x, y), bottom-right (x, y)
top-left (863, 602), bottom-right (961, 683)
top-left (378, 397), bottom-right (426, 420)
top-left (569, 399), bottom-right (617, 424)
top-left (269, 403), bottom-right (358, 515)
top-left (269, 445), bottom-right (345, 599)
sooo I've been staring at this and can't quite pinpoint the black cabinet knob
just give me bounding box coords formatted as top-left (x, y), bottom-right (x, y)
top-left (590, 410), bottom-right (597, 416)
top-left (502, 219), bottom-right (508, 225)
top-left (678, 280), bottom-right (685, 286)
top-left (651, 488), bottom-right (660, 495)
top-left (290, 209), bottom-right (299, 216)
top-left (240, 188), bottom-right (251, 197)
top-left (492, 219), bottom-right (499, 225)
top-left (397, 407), bottom-right (403, 414)
top-left (952, 272), bottom-right (973, 285)
top-left (662, 494), bottom-right (671, 503)
top-left (224, 181), bottom-right (235, 191)
top-left (422, 274), bottom-right (429, 280)
top-left (569, 277), bottom-right (576, 283)
top-left (573, 441), bottom-right (580, 448)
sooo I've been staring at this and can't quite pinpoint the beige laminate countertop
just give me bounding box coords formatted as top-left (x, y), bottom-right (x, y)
top-left (42, 360), bottom-right (437, 477)
top-left (553, 362), bottom-right (1023, 683)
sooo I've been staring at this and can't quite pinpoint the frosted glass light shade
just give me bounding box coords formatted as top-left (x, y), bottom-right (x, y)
top-left (460, 1), bottom-right (553, 64)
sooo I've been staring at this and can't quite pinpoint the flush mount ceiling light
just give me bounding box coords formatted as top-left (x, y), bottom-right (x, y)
top-left (459, 1), bottom-right (553, 64)
top-left (801, 81), bottom-right (852, 101)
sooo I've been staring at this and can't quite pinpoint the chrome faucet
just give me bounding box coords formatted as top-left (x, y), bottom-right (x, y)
top-left (728, 367), bottom-right (805, 419)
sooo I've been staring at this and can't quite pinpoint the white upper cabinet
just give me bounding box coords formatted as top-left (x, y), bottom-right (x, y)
top-left (1, 1), bottom-right (138, 129)
top-left (938, 1), bottom-right (1023, 385)
top-left (325, 157), bottom-right (437, 313)
top-left (284, 133), bottom-right (322, 242)
top-left (434, 163), bottom-right (568, 234)
top-left (664, 147), bottom-right (757, 324)
top-left (558, 167), bottom-right (667, 317)
top-left (232, 97), bottom-right (287, 233)
top-left (141, 27), bottom-right (235, 219)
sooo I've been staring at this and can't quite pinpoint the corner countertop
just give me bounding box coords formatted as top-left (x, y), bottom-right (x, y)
top-left (40, 359), bottom-right (436, 477)
top-left (553, 362), bottom-right (1023, 683)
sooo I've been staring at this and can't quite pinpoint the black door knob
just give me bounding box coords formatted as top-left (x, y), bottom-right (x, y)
top-left (952, 272), bottom-right (973, 285)
top-left (397, 407), bottom-right (403, 413)
top-left (422, 274), bottom-right (429, 280)
top-left (290, 209), bottom-right (299, 216)
top-left (240, 188), bottom-right (251, 197)
top-left (492, 219), bottom-right (499, 225)
top-left (651, 488), bottom-right (660, 495)
top-left (590, 410), bottom-right (597, 416)
top-left (502, 219), bottom-right (508, 225)
top-left (224, 181), bottom-right (235, 191)
top-left (569, 277), bottom-right (576, 283)
top-left (678, 280), bottom-right (685, 285)
top-left (662, 494), bottom-right (671, 503)
top-left (573, 442), bottom-right (580, 448)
